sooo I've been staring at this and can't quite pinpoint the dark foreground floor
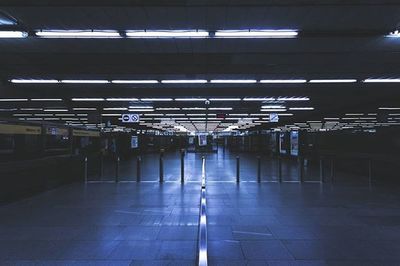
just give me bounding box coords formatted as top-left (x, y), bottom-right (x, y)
top-left (1, 180), bottom-right (400, 265)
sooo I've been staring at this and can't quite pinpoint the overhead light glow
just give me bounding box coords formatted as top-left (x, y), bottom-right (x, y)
top-left (71, 98), bottom-right (105, 101)
top-left (262, 105), bottom-right (285, 109)
top-left (277, 97), bottom-right (310, 101)
top-left (31, 98), bottom-right (63, 101)
top-left (214, 30), bottom-right (298, 38)
top-left (175, 98), bottom-right (207, 101)
top-left (111, 80), bottom-right (159, 84)
top-left (260, 79), bottom-right (306, 84)
top-left (103, 107), bottom-right (128, 111)
top-left (140, 98), bottom-right (173, 101)
top-left (386, 30), bottom-right (400, 38)
top-left (309, 79), bottom-right (357, 83)
top-left (208, 107), bottom-right (233, 110)
top-left (379, 107), bottom-right (400, 110)
top-left (0, 98), bottom-right (28, 102)
top-left (73, 108), bottom-right (97, 111)
top-left (126, 30), bottom-right (209, 38)
top-left (363, 78), bottom-right (400, 83)
top-left (243, 97), bottom-right (275, 101)
top-left (260, 109), bottom-right (287, 112)
top-left (35, 30), bottom-right (121, 38)
top-left (209, 98), bottom-right (241, 101)
top-left (106, 98), bottom-right (138, 101)
top-left (156, 107), bottom-right (180, 110)
top-left (10, 79), bottom-right (59, 84)
top-left (161, 79), bottom-right (208, 84)
top-left (289, 107), bottom-right (314, 110)
top-left (61, 80), bottom-right (109, 84)
top-left (0, 31), bottom-right (28, 38)
top-left (210, 79), bottom-right (257, 84)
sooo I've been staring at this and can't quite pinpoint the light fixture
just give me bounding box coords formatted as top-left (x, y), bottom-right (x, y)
top-left (209, 98), bottom-right (241, 101)
top-left (61, 80), bottom-right (109, 84)
top-left (262, 105), bottom-right (285, 109)
top-left (182, 107), bottom-right (207, 110)
top-left (73, 107), bottom-right (97, 111)
top-left (277, 97), bottom-right (310, 101)
top-left (106, 98), bottom-right (138, 101)
top-left (208, 107), bottom-right (233, 110)
top-left (161, 79), bottom-right (208, 84)
top-left (214, 30), bottom-right (298, 38)
top-left (309, 79), bottom-right (357, 83)
top-left (111, 80), bottom-right (159, 84)
top-left (44, 109), bottom-right (69, 112)
top-left (125, 30), bottom-right (209, 38)
top-left (260, 109), bottom-right (287, 112)
top-left (210, 79), bottom-right (257, 84)
top-left (140, 98), bottom-right (173, 101)
top-left (35, 30), bottom-right (121, 38)
top-left (175, 98), bottom-right (207, 101)
top-left (10, 79), bottom-right (59, 84)
top-left (243, 97), bottom-right (275, 101)
top-left (363, 78), bottom-right (400, 83)
top-left (128, 105), bottom-right (153, 109)
top-left (260, 79), bottom-right (306, 83)
top-left (0, 31), bottom-right (28, 38)
top-left (103, 107), bottom-right (128, 111)
top-left (379, 107), bottom-right (400, 110)
top-left (71, 98), bottom-right (105, 101)
top-left (31, 98), bottom-right (63, 101)
top-left (0, 98), bottom-right (28, 102)
top-left (289, 107), bottom-right (314, 110)
top-left (386, 30), bottom-right (400, 38)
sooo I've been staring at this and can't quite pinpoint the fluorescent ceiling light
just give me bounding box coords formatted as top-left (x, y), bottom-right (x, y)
top-left (309, 79), bottom-right (357, 83)
top-left (10, 79), bottom-right (59, 84)
top-left (243, 97), bottom-right (275, 101)
top-left (103, 107), bottom-right (128, 111)
top-left (260, 109), bottom-right (287, 112)
top-left (129, 105), bottom-right (152, 109)
top-left (209, 98), bottom-right (241, 101)
top-left (44, 109), bottom-right (68, 112)
top-left (61, 80), bottom-right (109, 84)
top-left (106, 98), bottom-right (138, 101)
top-left (175, 98), bottom-right (207, 101)
top-left (210, 79), bottom-right (257, 84)
top-left (208, 107), bottom-right (233, 110)
top-left (278, 113), bottom-right (294, 116)
top-left (214, 30), bottom-right (298, 38)
top-left (379, 107), bottom-right (400, 110)
top-left (128, 109), bottom-right (154, 112)
top-left (102, 114), bottom-right (121, 117)
top-left (31, 98), bottom-right (63, 101)
top-left (71, 98), bottom-right (105, 101)
top-left (0, 98), bottom-right (28, 102)
top-left (262, 105), bottom-right (285, 109)
top-left (35, 30), bottom-right (121, 38)
top-left (126, 30), bottom-right (209, 38)
top-left (260, 79), bottom-right (306, 84)
top-left (277, 97), bottom-right (310, 101)
top-left (140, 98), bottom-right (173, 101)
top-left (0, 31), bottom-right (28, 38)
top-left (156, 107), bottom-right (180, 110)
top-left (111, 80), bottom-right (158, 84)
top-left (161, 79), bottom-right (207, 84)
top-left (73, 107), bottom-right (97, 111)
top-left (289, 107), bottom-right (314, 110)
top-left (364, 78), bottom-right (400, 83)
top-left (182, 107), bottom-right (207, 110)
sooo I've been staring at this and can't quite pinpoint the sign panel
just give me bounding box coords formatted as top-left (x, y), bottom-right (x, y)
top-left (198, 134), bottom-right (207, 146)
top-left (73, 129), bottom-right (100, 137)
top-left (121, 114), bottom-right (140, 123)
top-left (290, 131), bottom-right (299, 156)
top-left (46, 127), bottom-right (69, 136)
top-left (269, 113), bottom-right (279, 123)
top-left (0, 124), bottom-right (41, 135)
top-left (131, 136), bottom-right (139, 148)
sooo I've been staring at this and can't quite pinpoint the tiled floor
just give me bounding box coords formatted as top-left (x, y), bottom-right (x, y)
top-left (1, 151), bottom-right (400, 265)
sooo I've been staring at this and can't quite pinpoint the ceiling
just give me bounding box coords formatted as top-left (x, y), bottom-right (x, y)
top-left (0, 0), bottom-right (400, 132)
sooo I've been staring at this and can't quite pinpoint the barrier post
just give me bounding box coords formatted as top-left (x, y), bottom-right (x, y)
top-left (180, 149), bottom-right (185, 183)
top-left (115, 156), bottom-right (120, 183)
top-left (136, 156), bottom-right (141, 182)
top-left (159, 149), bottom-right (164, 183)
top-left (257, 156), bottom-right (261, 183)
top-left (236, 156), bottom-right (240, 183)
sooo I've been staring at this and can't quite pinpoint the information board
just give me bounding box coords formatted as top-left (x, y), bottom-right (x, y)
top-left (131, 136), bottom-right (139, 148)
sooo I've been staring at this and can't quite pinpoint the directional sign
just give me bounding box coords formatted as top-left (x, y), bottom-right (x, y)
top-left (269, 113), bottom-right (279, 123)
top-left (121, 114), bottom-right (140, 123)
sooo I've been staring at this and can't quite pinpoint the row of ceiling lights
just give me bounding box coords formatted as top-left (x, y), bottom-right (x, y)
top-left (2, 29), bottom-right (400, 39)
top-left (0, 29), bottom-right (299, 39)
top-left (0, 97), bottom-right (310, 102)
top-left (10, 78), bottom-right (400, 84)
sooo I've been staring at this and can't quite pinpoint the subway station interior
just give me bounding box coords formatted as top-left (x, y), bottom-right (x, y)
top-left (1, 1), bottom-right (400, 265)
